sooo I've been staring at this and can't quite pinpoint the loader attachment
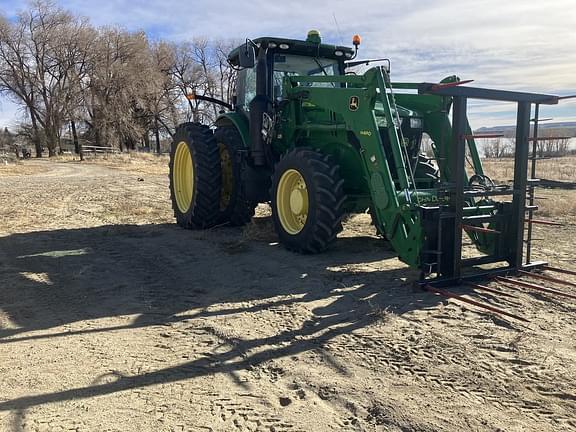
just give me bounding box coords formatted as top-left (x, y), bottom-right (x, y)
top-left (415, 83), bottom-right (560, 285)
top-left (282, 67), bottom-right (565, 285)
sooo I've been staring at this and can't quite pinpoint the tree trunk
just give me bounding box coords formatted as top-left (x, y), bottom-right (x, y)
top-left (71, 120), bottom-right (83, 161)
top-left (143, 132), bottom-right (150, 151)
top-left (154, 117), bottom-right (161, 154)
top-left (29, 108), bottom-right (42, 158)
top-left (45, 127), bottom-right (58, 157)
top-left (71, 120), bottom-right (79, 153)
top-left (95, 127), bottom-right (101, 147)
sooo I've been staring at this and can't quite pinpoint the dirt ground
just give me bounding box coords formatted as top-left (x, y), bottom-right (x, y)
top-left (0, 157), bottom-right (575, 432)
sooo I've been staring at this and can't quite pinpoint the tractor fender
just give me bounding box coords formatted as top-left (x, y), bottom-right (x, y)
top-left (215, 112), bottom-right (250, 149)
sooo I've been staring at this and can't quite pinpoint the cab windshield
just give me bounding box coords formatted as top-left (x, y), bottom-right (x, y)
top-left (273, 54), bottom-right (340, 100)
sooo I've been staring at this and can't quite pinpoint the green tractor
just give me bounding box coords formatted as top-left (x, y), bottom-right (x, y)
top-left (169, 30), bottom-right (561, 284)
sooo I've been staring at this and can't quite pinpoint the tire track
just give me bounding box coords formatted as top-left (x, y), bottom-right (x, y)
top-left (326, 332), bottom-right (576, 428)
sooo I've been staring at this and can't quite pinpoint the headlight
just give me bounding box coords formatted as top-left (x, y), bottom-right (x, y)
top-left (335, 50), bottom-right (344, 57)
top-left (410, 118), bottom-right (423, 129)
top-left (279, 43), bottom-right (290, 50)
top-left (268, 42), bottom-right (277, 49)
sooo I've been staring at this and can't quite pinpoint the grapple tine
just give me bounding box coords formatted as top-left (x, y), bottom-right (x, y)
top-left (544, 265), bottom-right (576, 277)
top-left (495, 276), bottom-right (576, 301)
top-left (518, 270), bottom-right (576, 288)
top-left (524, 218), bottom-right (564, 227)
top-left (464, 281), bottom-right (515, 298)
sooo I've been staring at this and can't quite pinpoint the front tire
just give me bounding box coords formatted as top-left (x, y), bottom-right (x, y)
top-left (169, 123), bottom-right (221, 229)
top-left (271, 148), bottom-right (345, 253)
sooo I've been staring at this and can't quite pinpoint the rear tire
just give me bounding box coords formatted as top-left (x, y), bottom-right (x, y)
top-left (271, 148), bottom-right (345, 253)
top-left (169, 123), bottom-right (221, 229)
top-left (214, 127), bottom-right (257, 226)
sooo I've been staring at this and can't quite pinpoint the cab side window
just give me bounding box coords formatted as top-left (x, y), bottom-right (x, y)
top-left (237, 67), bottom-right (257, 111)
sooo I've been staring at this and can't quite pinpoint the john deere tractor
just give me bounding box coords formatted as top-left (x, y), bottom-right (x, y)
top-left (169, 30), bottom-right (561, 284)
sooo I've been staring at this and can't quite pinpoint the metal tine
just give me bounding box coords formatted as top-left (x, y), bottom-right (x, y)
top-left (524, 219), bottom-right (564, 227)
top-left (464, 281), bottom-right (515, 298)
top-left (462, 225), bottom-right (502, 234)
top-left (518, 270), bottom-right (576, 289)
top-left (462, 224), bottom-right (501, 235)
top-left (544, 265), bottom-right (576, 277)
top-left (424, 285), bottom-right (528, 322)
top-left (494, 276), bottom-right (576, 301)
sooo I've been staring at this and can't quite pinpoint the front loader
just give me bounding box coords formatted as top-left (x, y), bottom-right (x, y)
top-left (169, 30), bottom-right (566, 286)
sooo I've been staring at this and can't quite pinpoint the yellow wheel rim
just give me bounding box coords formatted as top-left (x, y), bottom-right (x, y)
top-left (219, 143), bottom-right (233, 210)
top-left (173, 141), bottom-right (194, 213)
top-left (277, 169), bottom-right (309, 234)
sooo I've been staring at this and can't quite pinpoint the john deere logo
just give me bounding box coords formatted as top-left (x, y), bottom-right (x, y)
top-left (349, 96), bottom-right (359, 111)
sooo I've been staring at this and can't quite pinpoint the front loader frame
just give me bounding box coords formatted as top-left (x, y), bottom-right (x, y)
top-left (417, 84), bottom-right (560, 286)
top-left (281, 68), bottom-right (562, 286)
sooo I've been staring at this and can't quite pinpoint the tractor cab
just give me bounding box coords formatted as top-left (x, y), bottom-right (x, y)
top-left (227, 31), bottom-right (428, 184)
top-left (228, 31), bottom-right (353, 109)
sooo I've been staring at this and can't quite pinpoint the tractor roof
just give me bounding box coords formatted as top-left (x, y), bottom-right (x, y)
top-left (228, 36), bottom-right (355, 66)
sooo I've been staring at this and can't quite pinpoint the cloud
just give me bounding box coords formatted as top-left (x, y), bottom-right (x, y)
top-left (0, 0), bottom-right (574, 127)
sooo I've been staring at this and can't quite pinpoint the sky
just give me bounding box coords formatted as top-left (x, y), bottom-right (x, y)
top-left (0, 0), bottom-right (575, 129)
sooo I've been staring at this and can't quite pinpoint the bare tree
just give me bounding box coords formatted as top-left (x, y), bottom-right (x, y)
top-left (84, 28), bottom-right (152, 151)
top-left (169, 38), bottom-right (238, 125)
top-left (538, 129), bottom-right (571, 157)
top-left (483, 137), bottom-right (513, 158)
top-left (0, 12), bottom-right (43, 156)
top-left (0, 1), bottom-right (95, 156)
top-left (214, 39), bottom-right (239, 106)
top-left (141, 41), bottom-right (179, 153)
top-left (170, 41), bottom-right (207, 122)
top-left (0, 126), bottom-right (17, 157)
top-left (1, 2), bottom-right (241, 156)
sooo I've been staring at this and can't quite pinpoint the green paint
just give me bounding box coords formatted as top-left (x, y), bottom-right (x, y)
top-left (219, 37), bottom-right (503, 270)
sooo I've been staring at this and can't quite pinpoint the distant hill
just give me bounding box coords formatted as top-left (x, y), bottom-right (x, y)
top-left (477, 122), bottom-right (576, 136)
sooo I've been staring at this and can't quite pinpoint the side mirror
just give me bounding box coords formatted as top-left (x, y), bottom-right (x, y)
top-left (239, 42), bottom-right (255, 68)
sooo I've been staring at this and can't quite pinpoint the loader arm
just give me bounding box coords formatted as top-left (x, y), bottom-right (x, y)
top-left (283, 68), bottom-right (432, 266)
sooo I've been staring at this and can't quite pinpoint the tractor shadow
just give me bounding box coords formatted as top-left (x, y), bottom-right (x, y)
top-left (0, 222), bottom-right (458, 411)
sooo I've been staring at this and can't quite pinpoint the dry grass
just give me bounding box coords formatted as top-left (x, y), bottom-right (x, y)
top-left (86, 152), bottom-right (170, 175)
top-left (483, 156), bottom-right (576, 183)
top-left (483, 157), bottom-right (576, 222)
top-left (0, 152), bottom-right (19, 163)
top-left (0, 152), bottom-right (170, 177)
top-left (0, 160), bottom-right (50, 177)
top-left (534, 190), bottom-right (576, 220)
